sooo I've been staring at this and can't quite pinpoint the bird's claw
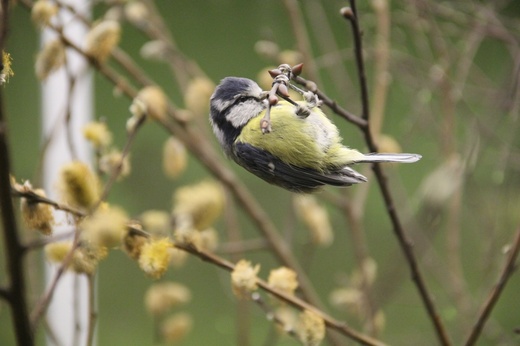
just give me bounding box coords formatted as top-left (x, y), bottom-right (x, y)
top-left (260, 118), bottom-right (272, 134)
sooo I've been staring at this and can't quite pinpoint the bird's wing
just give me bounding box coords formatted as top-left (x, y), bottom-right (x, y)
top-left (233, 142), bottom-right (366, 193)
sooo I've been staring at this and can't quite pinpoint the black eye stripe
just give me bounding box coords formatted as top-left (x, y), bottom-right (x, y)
top-left (219, 95), bottom-right (255, 115)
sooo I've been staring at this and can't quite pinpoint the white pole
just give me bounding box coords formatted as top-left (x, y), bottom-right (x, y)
top-left (41, 1), bottom-right (93, 345)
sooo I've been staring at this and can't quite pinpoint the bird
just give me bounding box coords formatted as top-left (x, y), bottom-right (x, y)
top-left (209, 76), bottom-right (421, 193)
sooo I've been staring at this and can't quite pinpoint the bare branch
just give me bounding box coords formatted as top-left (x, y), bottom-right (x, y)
top-left (464, 227), bottom-right (520, 346)
top-left (0, 0), bottom-right (34, 343)
top-left (343, 1), bottom-right (452, 344)
top-left (176, 243), bottom-right (388, 346)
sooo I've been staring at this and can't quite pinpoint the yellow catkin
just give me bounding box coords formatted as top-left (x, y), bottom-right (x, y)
top-left (71, 244), bottom-right (107, 275)
top-left (83, 121), bottom-right (112, 150)
top-left (231, 259), bottom-right (260, 299)
top-left (1, 51), bottom-right (14, 85)
top-left (274, 306), bottom-right (298, 336)
top-left (144, 282), bottom-right (191, 316)
top-left (184, 77), bottom-right (215, 116)
top-left (173, 216), bottom-right (202, 249)
top-left (127, 98), bottom-right (147, 133)
top-left (140, 40), bottom-right (169, 61)
top-left (85, 20), bottom-right (121, 62)
top-left (198, 228), bottom-right (219, 252)
top-left (44, 241), bottom-right (106, 275)
top-left (298, 310), bottom-right (326, 346)
top-left (278, 50), bottom-right (303, 67)
top-left (58, 161), bottom-right (100, 210)
top-left (20, 188), bottom-right (54, 235)
top-left (45, 241), bottom-right (73, 263)
top-left (139, 210), bottom-right (171, 236)
top-left (169, 247), bottom-right (188, 269)
top-left (268, 267), bottom-right (299, 297)
top-left (329, 288), bottom-right (363, 316)
top-left (99, 150), bottom-right (131, 180)
top-left (81, 206), bottom-right (128, 248)
top-left (293, 195), bottom-right (333, 247)
top-left (134, 85), bottom-right (168, 121)
top-left (138, 238), bottom-right (173, 279)
top-left (172, 180), bottom-right (225, 230)
top-left (256, 66), bottom-right (277, 90)
top-left (162, 136), bottom-right (187, 179)
top-left (31, 0), bottom-right (58, 28)
top-left (254, 40), bottom-right (280, 60)
top-left (161, 313), bottom-right (193, 344)
top-left (124, 1), bottom-right (149, 24)
top-left (35, 39), bottom-right (65, 80)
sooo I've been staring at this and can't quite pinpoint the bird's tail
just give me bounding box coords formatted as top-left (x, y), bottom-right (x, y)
top-left (356, 153), bottom-right (422, 163)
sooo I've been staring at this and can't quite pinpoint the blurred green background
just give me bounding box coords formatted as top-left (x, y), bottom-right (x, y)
top-left (2, 0), bottom-right (520, 345)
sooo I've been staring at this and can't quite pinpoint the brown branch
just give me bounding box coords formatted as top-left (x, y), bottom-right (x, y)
top-left (0, 0), bottom-right (34, 343)
top-left (86, 274), bottom-right (97, 346)
top-left (11, 187), bottom-right (84, 218)
top-left (343, 1), bottom-right (452, 345)
top-left (292, 74), bottom-right (367, 128)
top-left (30, 222), bottom-right (90, 330)
top-left (176, 244), bottom-right (388, 346)
top-left (342, 3), bottom-right (371, 122)
top-left (464, 227), bottom-right (520, 346)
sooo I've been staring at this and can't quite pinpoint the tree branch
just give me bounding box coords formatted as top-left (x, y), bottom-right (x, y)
top-left (343, 1), bottom-right (452, 345)
top-left (464, 227), bottom-right (520, 346)
top-left (176, 243), bottom-right (388, 346)
top-left (0, 1), bottom-right (34, 344)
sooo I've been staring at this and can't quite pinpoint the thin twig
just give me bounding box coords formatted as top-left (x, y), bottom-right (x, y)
top-left (30, 239), bottom-right (81, 328)
top-left (344, 2), bottom-right (371, 122)
top-left (369, 0), bottom-right (391, 139)
top-left (344, 1), bottom-right (452, 345)
top-left (0, 0), bottom-right (34, 343)
top-left (86, 274), bottom-right (97, 346)
top-left (23, 230), bottom-right (77, 251)
top-left (93, 115), bottom-right (145, 209)
top-left (464, 227), bottom-right (520, 346)
top-left (11, 187), bottom-right (84, 218)
top-left (292, 74), bottom-right (367, 128)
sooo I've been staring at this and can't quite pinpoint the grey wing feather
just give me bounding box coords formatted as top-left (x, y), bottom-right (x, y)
top-left (233, 142), bottom-right (366, 193)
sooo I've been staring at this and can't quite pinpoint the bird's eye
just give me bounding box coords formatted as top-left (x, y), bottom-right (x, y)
top-left (235, 95), bottom-right (249, 103)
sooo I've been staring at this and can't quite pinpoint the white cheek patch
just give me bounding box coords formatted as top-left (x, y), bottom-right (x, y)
top-left (268, 161), bottom-right (275, 173)
top-left (226, 101), bottom-right (265, 128)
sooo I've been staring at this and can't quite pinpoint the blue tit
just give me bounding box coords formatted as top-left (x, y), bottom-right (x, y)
top-left (209, 77), bottom-right (421, 193)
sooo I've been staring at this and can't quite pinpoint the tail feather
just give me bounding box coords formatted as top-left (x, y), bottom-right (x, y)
top-left (356, 153), bottom-right (422, 163)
